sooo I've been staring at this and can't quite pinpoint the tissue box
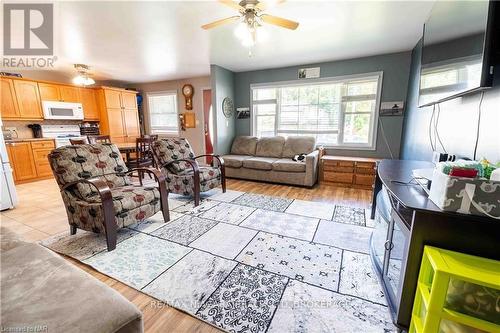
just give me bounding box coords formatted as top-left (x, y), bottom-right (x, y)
top-left (429, 169), bottom-right (500, 218)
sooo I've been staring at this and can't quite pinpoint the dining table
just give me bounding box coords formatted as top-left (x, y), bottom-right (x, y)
top-left (115, 142), bottom-right (137, 162)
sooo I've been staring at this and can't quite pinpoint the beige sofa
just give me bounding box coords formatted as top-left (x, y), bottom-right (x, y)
top-left (222, 136), bottom-right (319, 187)
top-left (1, 227), bottom-right (143, 333)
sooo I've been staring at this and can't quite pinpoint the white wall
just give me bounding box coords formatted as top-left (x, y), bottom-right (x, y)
top-left (129, 76), bottom-right (211, 155)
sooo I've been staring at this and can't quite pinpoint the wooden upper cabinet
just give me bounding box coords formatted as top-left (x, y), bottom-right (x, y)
top-left (80, 88), bottom-right (99, 120)
top-left (104, 89), bottom-right (123, 109)
top-left (38, 83), bottom-right (60, 101)
top-left (107, 108), bottom-right (126, 142)
top-left (6, 142), bottom-right (37, 181)
top-left (12, 80), bottom-right (43, 119)
top-left (121, 92), bottom-right (137, 109)
top-left (1, 78), bottom-right (20, 118)
top-left (123, 108), bottom-right (140, 141)
top-left (59, 86), bottom-right (80, 102)
top-left (38, 83), bottom-right (80, 102)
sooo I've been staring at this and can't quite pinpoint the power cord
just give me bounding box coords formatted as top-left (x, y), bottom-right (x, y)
top-left (435, 103), bottom-right (447, 153)
top-left (472, 91), bottom-right (485, 161)
top-left (378, 118), bottom-right (394, 159)
top-left (428, 104), bottom-right (436, 151)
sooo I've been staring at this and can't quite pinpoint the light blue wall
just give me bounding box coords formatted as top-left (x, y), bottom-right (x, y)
top-left (210, 65), bottom-right (236, 155)
top-left (233, 52), bottom-right (412, 158)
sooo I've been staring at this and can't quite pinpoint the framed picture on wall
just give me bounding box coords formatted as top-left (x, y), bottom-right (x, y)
top-left (237, 107), bottom-right (250, 119)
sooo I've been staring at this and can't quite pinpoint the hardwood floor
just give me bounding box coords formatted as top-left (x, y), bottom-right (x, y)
top-left (0, 177), bottom-right (372, 333)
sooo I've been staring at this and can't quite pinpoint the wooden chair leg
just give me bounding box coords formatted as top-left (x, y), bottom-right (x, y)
top-left (222, 176), bottom-right (226, 193)
top-left (102, 201), bottom-right (117, 251)
top-left (70, 225), bottom-right (77, 235)
top-left (157, 176), bottom-right (170, 223)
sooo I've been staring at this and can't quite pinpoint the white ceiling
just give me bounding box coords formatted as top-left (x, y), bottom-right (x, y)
top-left (18, 1), bottom-right (436, 83)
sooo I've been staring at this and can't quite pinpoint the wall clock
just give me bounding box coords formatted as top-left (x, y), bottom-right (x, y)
top-left (222, 97), bottom-right (234, 118)
top-left (182, 84), bottom-right (194, 110)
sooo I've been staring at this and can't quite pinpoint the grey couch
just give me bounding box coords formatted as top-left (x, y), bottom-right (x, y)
top-left (222, 136), bottom-right (319, 187)
top-left (1, 227), bottom-right (143, 333)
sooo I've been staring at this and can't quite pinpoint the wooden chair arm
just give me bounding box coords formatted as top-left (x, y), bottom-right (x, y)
top-left (126, 167), bottom-right (166, 184)
top-left (193, 154), bottom-right (225, 168)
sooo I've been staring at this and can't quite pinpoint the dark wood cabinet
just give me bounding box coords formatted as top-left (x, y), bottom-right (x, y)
top-left (371, 160), bottom-right (500, 331)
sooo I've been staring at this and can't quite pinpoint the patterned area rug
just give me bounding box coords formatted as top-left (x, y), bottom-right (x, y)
top-left (41, 190), bottom-right (393, 333)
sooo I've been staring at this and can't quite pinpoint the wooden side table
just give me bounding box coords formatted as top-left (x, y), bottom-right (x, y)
top-left (320, 155), bottom-right (379, 189)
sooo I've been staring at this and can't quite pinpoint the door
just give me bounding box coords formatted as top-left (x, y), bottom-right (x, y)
top-left (122, 108), bottom-right (140, 142)
top-left (59, 86), bottom-right (80, 102)
top-left (104, 89), bottom-right (122, 109)
top-left (6, 142), bottom-right (37, 181)
top-left (107, 108), bottom-right (126, 142)
top-left (203, 89), bottom-right (214, 164)
top-left (0, 78), bottom-right (20, 118)
top-left (121, 91), bottom-right (137, 109)
top-left (80, 88), bottom-right (99, 120)
top-left (13, 80), bottom-right (43, 119)
top-left (38, 83), bottom-right (61, 101)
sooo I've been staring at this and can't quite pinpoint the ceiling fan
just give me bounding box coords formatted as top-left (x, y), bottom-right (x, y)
top-left (202, 0), bottom-right (299, 46)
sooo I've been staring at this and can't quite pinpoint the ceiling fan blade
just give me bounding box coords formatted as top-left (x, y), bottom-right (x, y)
top-left (218, 0), bottom-right (245, 12)
top-left (260, 14), bottom-right (299, 30)
top-left (255, 0), bottom-right (286, 11)
top-left (201, 16), bottom-right (240, 30)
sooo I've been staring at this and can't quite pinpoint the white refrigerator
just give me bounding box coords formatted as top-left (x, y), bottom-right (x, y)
top-left (0, 119), bottom-right (18, 210)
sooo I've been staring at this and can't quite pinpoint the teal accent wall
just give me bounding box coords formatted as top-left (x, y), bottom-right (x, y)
top-left (233, 51), bottom-right (412, 158)
top-left (210, 65), bottom-right (236, 155)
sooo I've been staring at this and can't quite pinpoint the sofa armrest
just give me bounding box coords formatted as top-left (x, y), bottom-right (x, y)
top-left (305, 150), bottom-right (320, 187)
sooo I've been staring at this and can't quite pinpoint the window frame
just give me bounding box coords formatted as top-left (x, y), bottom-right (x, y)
top-left (250, 71), bottom-right (383, 150)
top-left (146, 90), bottom-right (179, 136)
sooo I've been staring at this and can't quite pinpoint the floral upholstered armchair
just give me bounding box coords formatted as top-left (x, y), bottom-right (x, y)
top-left (48, 143), bottom-right (170, 251)
top-left (151, 137), bottom-right (226, 206)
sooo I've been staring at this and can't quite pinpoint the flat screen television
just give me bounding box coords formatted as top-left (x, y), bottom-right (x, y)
top-left (418, 0), bottom-right (498, 107)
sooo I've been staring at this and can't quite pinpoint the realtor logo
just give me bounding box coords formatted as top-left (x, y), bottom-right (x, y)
top-left (3, 4), bottom-right (53, 55)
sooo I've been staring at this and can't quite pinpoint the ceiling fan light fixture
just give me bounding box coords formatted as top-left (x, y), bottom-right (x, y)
top-left (72, 64), bottom-right (95, 86)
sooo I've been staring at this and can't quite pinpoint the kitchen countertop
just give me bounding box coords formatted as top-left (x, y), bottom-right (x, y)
top-left (5, 138), bottom-right (55, 143)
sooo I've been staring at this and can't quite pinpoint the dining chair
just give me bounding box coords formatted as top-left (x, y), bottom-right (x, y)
top-left (88, 135), bottom-right (111, 144)
top-left (126, 137), bottom-right (155, 185)
top-left (142, 134), bottom-right (158, 140)
top-left (69, 138), bottom-right (87, 145)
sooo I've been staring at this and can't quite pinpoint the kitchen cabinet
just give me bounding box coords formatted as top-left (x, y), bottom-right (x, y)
top-left (12, 80), bottom-right (43, 119)
top-left (80, 88), bottom-right (100, 120)
top-left (31, 140), bottom-right (55, 178)
top-left (6, 140), bottom-right (55, 183)
top-left (38, 83), bottom-right (80, 102)
top-left (98, 88), bottom-right (140, 143)
top-left (0, 78), bottom-right (20, 118)
top-left (6, 142), bottom-right (38, 182)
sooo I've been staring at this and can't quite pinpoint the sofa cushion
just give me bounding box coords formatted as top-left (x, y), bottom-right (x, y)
top-left (282, 136), bottom-right (316, 158)
top-left (1, 242), bottom-right (143, 333)
top-left (231, 136), bottom-right (258, 156)
top-left (272, 158), bottom-right (307, 173)
top-left (255, 137), bottom-right (285, 158)
top-left (242, 157), bottom-right (279, 170)
top-left (222, 155), bottom-right (252, 168)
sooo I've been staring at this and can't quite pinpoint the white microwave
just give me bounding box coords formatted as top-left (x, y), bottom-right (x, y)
top-left (42, 101), bottom-right (84, 120)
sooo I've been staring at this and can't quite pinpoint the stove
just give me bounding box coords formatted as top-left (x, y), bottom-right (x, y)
top-left (41, 125), bottom-right (87, 148)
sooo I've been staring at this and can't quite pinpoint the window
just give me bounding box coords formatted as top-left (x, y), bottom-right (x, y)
top-left (251, 73), bottom-right (382, 148)
top-left (147, 91), bottom-right (179, 135)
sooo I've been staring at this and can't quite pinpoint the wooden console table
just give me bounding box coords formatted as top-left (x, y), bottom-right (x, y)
top-left (320, 155), bottom-right (379, 189)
